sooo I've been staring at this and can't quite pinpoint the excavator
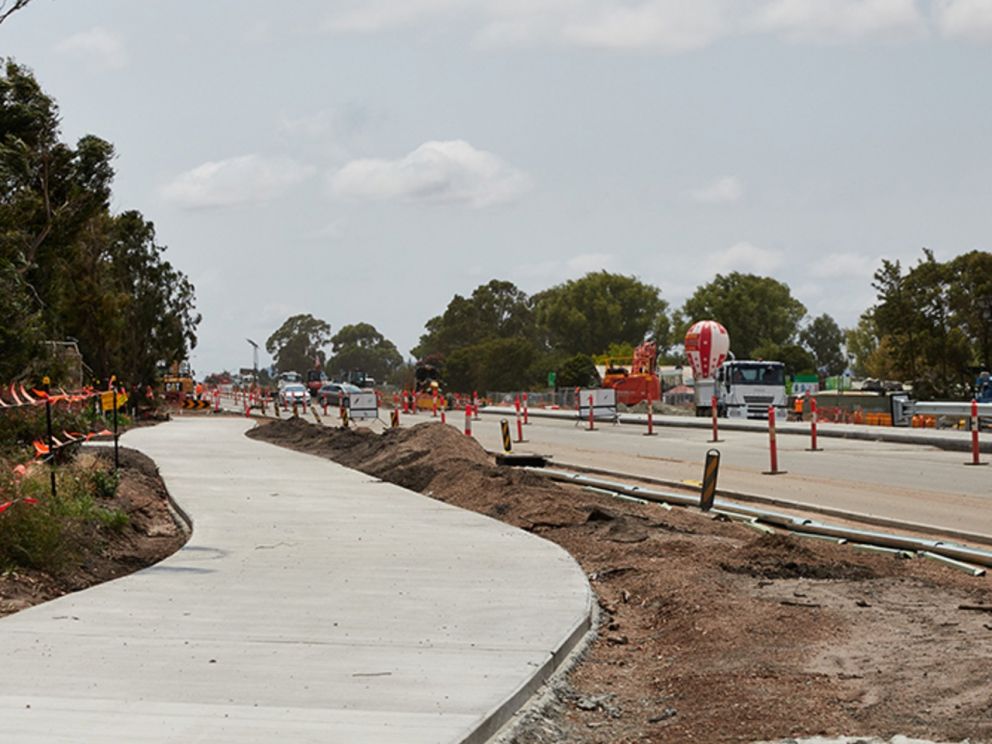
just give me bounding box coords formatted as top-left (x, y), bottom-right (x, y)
top-left (601, 340), bottom-right (660, 406)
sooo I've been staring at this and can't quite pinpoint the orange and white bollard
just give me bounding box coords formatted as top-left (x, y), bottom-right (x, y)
top-left (514, 394), bottom-right (521, 416)
top-left (587, 394), bottom-right (595, 431)
top-left (709, 395), bottom-right (722, 443)
top-left (523, 392), bottom-right (529, 425)
top-left (432, 392), bottom-right (438, 417)
top-left (764, 406), bottom-right (784, 475)
top-left (464, 406), bottom-right (472, 437)
top-left (440, 401), bottom-right (446, 425)
top-left (214, 391), bottom-right (220, 413)
top-left (807, 397), bottom-right (822, 451)
top-left (644, 398), bottom-right (656, 436)
top-left (515, 409), bottom-right (525, 443)
top-left (966, 399), bottom-right (986, 466)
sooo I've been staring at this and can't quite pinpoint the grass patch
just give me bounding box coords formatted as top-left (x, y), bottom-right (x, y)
top-left (0, 459), bottom-right (129, 573)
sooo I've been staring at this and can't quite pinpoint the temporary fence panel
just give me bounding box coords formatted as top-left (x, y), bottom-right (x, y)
top-left (348, 392), bottom-right (378, 420)
top-left (577, 388), bottom-right (617, 420)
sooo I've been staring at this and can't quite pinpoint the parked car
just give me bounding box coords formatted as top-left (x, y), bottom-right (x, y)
top-left (317, 382), bottom-right (363, 407)
top-left (279, 383), bottom-right (309, 407)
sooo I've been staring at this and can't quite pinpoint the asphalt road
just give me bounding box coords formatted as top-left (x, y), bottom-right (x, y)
top-left (214, 396), bottom-right (992, 542)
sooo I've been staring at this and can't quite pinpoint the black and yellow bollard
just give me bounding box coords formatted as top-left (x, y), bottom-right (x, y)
top-left (700, 448), bottom-right (720, 511)
top-left (341, 407), bottom-right (349, 428)
top-left (391, 409), bottom-right (400, 428)
top-left (500, 418), bottom-right (512, 453)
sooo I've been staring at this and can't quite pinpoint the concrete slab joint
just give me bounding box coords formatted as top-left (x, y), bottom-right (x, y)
top-left (1, 418), bottom-right (593, 743)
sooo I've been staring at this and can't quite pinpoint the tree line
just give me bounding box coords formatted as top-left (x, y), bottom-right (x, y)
top-left (267, 251), bottom-right (992, 400)
top-left (0, 60), bottom-right (200, 387)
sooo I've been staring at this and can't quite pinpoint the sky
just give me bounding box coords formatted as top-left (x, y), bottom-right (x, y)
top-left (3, 0), bottom-right (991, 374)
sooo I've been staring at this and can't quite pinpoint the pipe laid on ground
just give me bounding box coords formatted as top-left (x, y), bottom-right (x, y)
top-left (530, 467), bottom-right (992, 570)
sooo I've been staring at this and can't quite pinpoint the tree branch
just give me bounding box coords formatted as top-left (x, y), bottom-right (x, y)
top-left (0, 0), bottom-right (33, 26)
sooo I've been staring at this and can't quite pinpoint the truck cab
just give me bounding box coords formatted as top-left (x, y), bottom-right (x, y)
top-left (716, 360), bottom-right (788, 420)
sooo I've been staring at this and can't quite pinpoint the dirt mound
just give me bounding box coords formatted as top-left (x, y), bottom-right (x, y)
top-left (247, 417), bottom-right (992, 744)
top-left (720, 533), bottom-right (878, 581)
top-left (1, 446), bottom-right (187, 617)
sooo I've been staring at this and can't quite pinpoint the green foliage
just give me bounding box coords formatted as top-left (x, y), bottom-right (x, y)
top-left (751, 341), bottom-right (816, 377)
top-left (679, 273), bottom-right (806, 359)
top-left (535, 272), bottom-right (669, 356)
top-left (90, 468), bottom-right (119, 499)
top-left (413, 279), bottom-right (534, 358)
top-left (556, 353), bottom-right (598, 389)
top-left (446, 337), bottom-right (537, 392)
top-left (871, 249), bottom-right (985, 398)
top-left (0, 60), bottom-right (199, 385)
top-left (799, 313), bottom-right (846, 376)
top-left (265, 313), bottom-right (332, 374)
top-left (0, 461), bottom-right (126, 572)
top-left (327, 323), bottom-right (403, 382)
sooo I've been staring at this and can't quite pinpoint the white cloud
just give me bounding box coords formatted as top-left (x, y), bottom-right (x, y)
top-left (162, 155), bottom-right (315, 209)
top-left (810, 252), bottom-right (882, 279)
top-left (330, 140), bottom-right (532, 207)
top-left (751, 0), bottom-right (927, 42)
top-left (710, 241), bottom-right (785, 274)
top-left (54, 27), bottom-right (127, 69)
top-left (323, 0), bottom-right (462, 32)
top-left (935, 0), bottom-right (992, 41)
top-left (320, 0), bottom-right (942, 51)
top-left (562, 0), bottom-right (732, 52)
top-left (566, 253), bottom-right (615, 274)
top-left (689, 175), bottom-right (744, 204)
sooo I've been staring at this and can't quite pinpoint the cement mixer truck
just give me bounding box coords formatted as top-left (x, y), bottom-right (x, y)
top-left (685, 320), bottom-right (788, 420)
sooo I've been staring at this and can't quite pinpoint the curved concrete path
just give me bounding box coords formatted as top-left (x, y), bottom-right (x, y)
top-left (1, 418), bottom-right (592, 743)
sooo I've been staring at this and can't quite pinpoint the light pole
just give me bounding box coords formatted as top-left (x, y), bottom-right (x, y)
top-left (246, 338), bottom-right (259, 381)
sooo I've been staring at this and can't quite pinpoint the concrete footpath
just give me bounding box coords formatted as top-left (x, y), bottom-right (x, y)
top-left (0, 418), bottom-right (593, 743)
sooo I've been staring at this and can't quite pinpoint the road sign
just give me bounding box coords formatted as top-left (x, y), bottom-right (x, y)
top-left (348, 392), bottom-right (378, 420)
top-left (577, 388), bottom-right (617, 421)
top-left (548, 371), bottom-right (557, 388)
top-left (182, 399), bottom-right (210, 410)
top-left (100, 390), bottom-right (129, 411)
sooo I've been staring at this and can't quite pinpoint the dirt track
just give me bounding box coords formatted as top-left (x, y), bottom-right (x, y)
top-left (248, 418), bottom-right (992, 743)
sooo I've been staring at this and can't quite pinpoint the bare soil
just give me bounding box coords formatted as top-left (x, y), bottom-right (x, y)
top-left (249, 417), bottom-right (992, 744)
top-left (0, 446), bottom-right (188, 618)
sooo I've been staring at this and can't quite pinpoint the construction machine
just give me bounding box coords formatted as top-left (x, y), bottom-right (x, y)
top-left (601, 341), bottom-right (661, 406)
top-left (162, 361), bottom-right (195, 401)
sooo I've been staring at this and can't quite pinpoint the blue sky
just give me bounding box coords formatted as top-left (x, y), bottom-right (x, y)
top-left (3, 0), bottom-right (991, 374)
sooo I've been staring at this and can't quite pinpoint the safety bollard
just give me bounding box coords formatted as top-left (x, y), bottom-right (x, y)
top-left (644, 400), bottom-right (656, 436)
top-left (700, 449), bottom-right (720, 511)
top-left (432, 393), bottom-right (438, 418)
top-left (587, 394), bottom-right (595, 431)
top-left (473, 395), bottom-right (480, 420)
top-left (965, 399), bottom-right (987, 466)
top-left (500, 418), bottom-right (512, 453)
top-left (514, 394), bottom-right (521, 415)
top-left (402, 391), bottom-right (409, 414)
top-left (464, 407), bottom-right (472, 437)
top-left (291, 401), bottom-right (298, 418)
top-left (709, 395), bottom-right (722, 443)
top-left (214, 391), bottom-right (220, 414)
top-left (523, 392), bottom-right (529, 425)
top-left (763, 406), bottom-right (785, 475)
top-left (515, 410), bottom-right (525, 443)
top-left (806, 397), bottom-right (823, 451)
top-left (440, 403), bottom-right (446, 425)
top-left (391, 409), bottom-right (400, 428)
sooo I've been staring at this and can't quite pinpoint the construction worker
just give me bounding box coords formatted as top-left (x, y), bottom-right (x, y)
top-left (793, 394), bottom-right (804, 420)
